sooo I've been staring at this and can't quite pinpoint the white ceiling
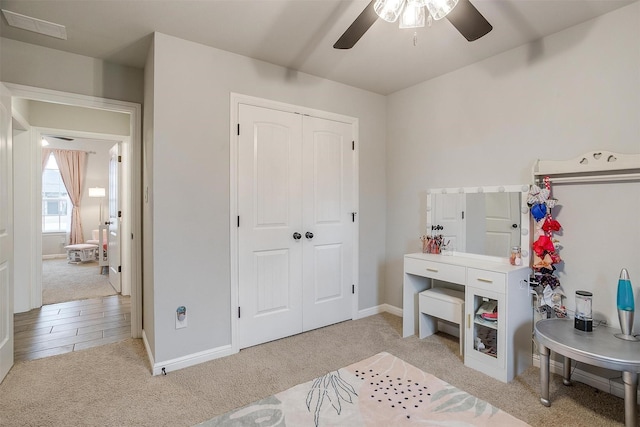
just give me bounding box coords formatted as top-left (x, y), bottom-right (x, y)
top-left (0, 0), bottom-right (636, 95)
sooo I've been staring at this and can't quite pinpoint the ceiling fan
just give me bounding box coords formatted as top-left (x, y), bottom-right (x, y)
top-left (334, 0), bottom-right (492, 49)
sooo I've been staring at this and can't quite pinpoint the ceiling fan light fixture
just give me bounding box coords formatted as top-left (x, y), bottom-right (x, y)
top-left (374, 0), bottom-right (406, 23)
top-left (425, 0), bottom-right (459, 20)
top-left (399, 3), bottom-right (426, 29)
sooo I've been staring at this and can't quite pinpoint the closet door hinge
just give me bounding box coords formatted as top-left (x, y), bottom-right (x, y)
top-left (237, 216), bottom-right (240, 227)
top-left (237, 124), bottom-right (240, 136)
top-left (462, 211), bottom-right (465, 220)
top-left (238, 307), bottom-right (241, 318)
top-left (118, 266), bottom-right (122, 273)
top-left (351, 212), bottom-right (357, 222)
top-left (118, 210), bottom-right (122, 218)
top-left (352, 284), bottom-right (355, 294)
top-left (352, 141), bottom-right (355, 151)
top-left (118, 155), bottom-right (122, 163)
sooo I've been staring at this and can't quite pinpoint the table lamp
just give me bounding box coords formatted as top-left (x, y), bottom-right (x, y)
top-left (615, 268), bottom-right (639, 341)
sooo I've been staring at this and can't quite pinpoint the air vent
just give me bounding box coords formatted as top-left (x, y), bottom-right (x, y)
top-left (2, 9), bottom-right (67, 40)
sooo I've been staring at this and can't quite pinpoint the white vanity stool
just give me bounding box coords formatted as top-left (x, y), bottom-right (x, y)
top-left (419, 287), bottom-right (465, 356)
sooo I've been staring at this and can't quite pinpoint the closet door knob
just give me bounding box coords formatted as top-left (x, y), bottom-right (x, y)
top-left (293, 232), bottom-right (302, 240)
top-left (305, 232), bottom-right (314, 239)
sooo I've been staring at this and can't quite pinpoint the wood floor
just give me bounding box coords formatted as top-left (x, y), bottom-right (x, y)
top-left (14, 295), bottom-right (131, 362)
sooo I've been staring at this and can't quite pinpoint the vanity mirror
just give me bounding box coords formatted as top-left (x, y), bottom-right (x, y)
top-left (426, 184), bottom-right (530, 264)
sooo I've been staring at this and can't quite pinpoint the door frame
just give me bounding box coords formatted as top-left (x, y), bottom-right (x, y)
top-left (5, 83), bottom-right (142, 338)
top-left (229, 93), bottom-right (359, 353)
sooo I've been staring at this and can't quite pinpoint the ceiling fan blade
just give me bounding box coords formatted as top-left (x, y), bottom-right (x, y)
top-left (333, 0), bottom-right (378, 49)
top-left (52, 136), bottom-right (74, 141)
top-left (445, 0), bottom-right (492, 42)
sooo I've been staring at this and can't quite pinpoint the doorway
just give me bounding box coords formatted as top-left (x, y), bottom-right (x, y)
top-left (7, 83), bottom-right (142, 364)
top-left (39, 134), bottom-right (122, 306)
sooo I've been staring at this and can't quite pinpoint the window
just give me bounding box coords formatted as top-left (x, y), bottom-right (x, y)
top-left (42, 155), bottom-right (71, 232)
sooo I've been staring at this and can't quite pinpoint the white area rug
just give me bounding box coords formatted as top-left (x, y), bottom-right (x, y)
top-left (198, 352), bottom-right (529, 426)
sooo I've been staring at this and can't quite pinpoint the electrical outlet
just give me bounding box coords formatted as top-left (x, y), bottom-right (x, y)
top-left (176, 306), bottom-right (187, 329)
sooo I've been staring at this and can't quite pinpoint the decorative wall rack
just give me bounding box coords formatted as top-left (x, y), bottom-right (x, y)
top-left (533, 150), bottom-right (640, 184)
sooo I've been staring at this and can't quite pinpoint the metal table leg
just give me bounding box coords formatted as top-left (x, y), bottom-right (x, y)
top-left (539, 343), bottom-right (550, 407)
top-left (622, 371), bottom-right (638, 427)
top-left (562, 356), bottom-right (572, 386)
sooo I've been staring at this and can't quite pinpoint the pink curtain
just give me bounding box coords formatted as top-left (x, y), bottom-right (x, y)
top-left (52, 149), bottom-right (87, 245)
top-left (41, 148), bottom-right (52, 172)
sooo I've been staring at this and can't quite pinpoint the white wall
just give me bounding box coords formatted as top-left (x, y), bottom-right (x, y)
top-left (0, 38), bottom-right (143, 104)
top-left (41, 233), bottom-right (66, 257)
top-left (29, 101), bottom-right (130, 136)
top-left (12, 128), bottom-right (35, 312)
top-left (142, 38), bottom-right (156, 355)
top-left (146, 32), bottom-right (387, 364)
top-left (12, 97), bottom-right (30, 120)
top-left (385, 2), bottom-right (640, 314)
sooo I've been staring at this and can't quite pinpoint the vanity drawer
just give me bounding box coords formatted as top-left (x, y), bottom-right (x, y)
top-left (467, 268), bottom-right (506, 293)
top-left (404, 257), bottom-right (466, 284)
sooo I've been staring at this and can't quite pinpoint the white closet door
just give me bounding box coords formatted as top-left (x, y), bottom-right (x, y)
top-left (238, 104), bottom-right (303, 349)
top-left (237, 104), bottom-right (355, 349)
top-left (301, 116), bottom-right (354, 331)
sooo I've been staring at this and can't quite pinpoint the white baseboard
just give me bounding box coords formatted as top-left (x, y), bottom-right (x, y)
top-left (358, 303), bottom-right (402, 319)
top-left (532, 354), bottom-right (638, 401)
top-left (143, 330), bottom-right (236, 376)
top-left (42, 254), bottom-right (67, 259)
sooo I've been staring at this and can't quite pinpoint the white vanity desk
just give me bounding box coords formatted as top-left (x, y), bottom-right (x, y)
top-left (402, 252), bottom-right (532, 383)
top-left (403, 184), bottom-right (533, 382)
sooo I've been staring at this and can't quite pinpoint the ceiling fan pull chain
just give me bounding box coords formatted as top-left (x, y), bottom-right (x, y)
top-left (413, 31), bottom-right (418, 46)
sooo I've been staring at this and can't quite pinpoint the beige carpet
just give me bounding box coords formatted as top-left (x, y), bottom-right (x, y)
top-left (42, 258), bottom-right (116, 305)
top-left (0, 313), bottom-right (630, 426)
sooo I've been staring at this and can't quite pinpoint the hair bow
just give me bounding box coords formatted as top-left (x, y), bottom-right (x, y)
top-left (531, 203), bottom-right (547, 221)
top-left (542, 218), bottom-right (562, 232)
top-left (527, 185), bottom-right (550, 206)
top-left (533, 235), bottom-right (555, 256)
